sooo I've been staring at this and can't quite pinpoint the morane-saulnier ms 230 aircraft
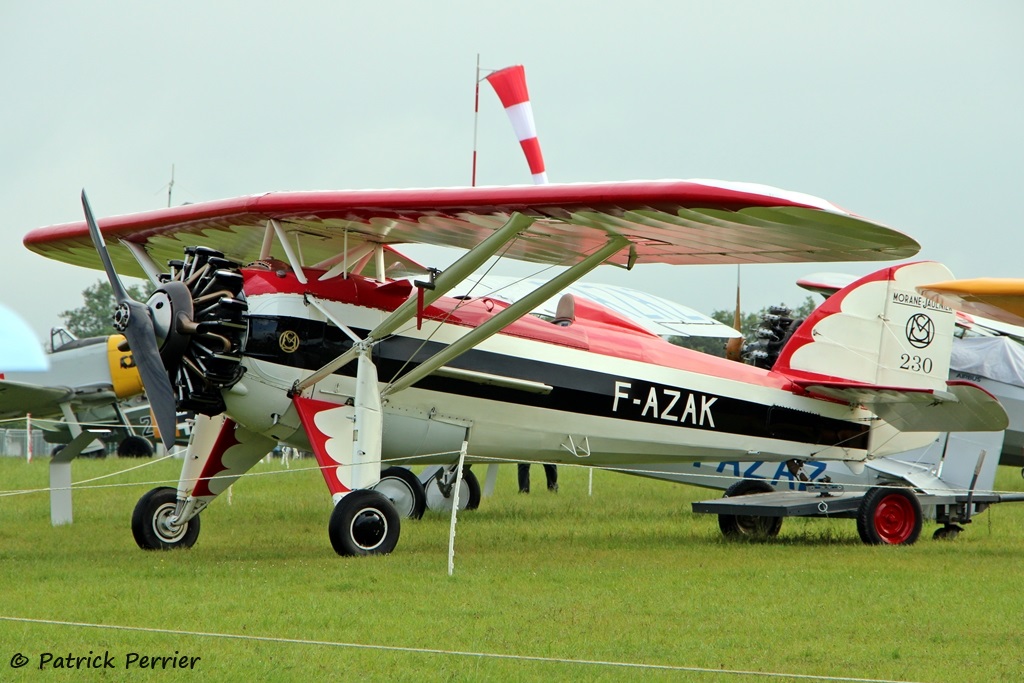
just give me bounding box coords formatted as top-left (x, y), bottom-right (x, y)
top-left (22, 181), bottom-right (1008, 556)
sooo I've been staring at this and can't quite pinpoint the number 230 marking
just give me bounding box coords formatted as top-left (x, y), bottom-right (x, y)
top-left (900, 354), bottom-right (933, 373)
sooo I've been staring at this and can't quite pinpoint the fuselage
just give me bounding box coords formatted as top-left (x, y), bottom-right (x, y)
top-left (223, 266), bottom-right (875, 468)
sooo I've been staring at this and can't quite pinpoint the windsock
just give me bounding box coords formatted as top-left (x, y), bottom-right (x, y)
top-left (485, 65), bottom-right (548, 184)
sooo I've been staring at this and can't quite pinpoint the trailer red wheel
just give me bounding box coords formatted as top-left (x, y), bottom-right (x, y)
top-left (856, 487), bottom-right (922, 545)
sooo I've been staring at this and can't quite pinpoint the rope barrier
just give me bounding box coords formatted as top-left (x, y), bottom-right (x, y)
top-left (0, 451), bottom-right (1017, 500)
top-left (0, 615), bottom-right (930, 683)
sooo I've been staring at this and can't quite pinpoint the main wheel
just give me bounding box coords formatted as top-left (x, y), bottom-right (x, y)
top-left (373, 467), bottom-right (426, 519)
top-left (117, 435), bottom-right (154, 458)
top-left (328, 489), bottom-right (401, 556)
top-left (131, 486), bottom-right (200, 550)
top-left (424, 466), bottom-right (481, 512)
top-left (718, 479), bottom-right (783, 539)
top-left (856, 486), bottom-right (922, 545)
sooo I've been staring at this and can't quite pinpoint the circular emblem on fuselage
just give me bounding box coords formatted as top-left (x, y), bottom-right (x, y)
top-left (279, 330), bottom-right (301, 353)
top-left (905, 313), bottom-right (935, 349)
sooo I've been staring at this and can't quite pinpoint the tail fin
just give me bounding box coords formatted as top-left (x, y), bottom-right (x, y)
top-left (773, 261), bottom-right (1007, 435)
top-left (773, 261), bottom-right (956, 391)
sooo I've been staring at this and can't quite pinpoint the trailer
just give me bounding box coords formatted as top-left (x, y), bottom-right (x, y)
top-left (692, 475), bottom-right (1024, 545)
top-left (606, 336), bottom-right (1024, 545)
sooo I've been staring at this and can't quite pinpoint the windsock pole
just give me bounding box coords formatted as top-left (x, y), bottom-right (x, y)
top-left (471, 54), bottom-right (481, 187)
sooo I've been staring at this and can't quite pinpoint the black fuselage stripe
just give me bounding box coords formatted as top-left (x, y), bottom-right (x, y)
top-left (245, 315), bottom-right (869, 450)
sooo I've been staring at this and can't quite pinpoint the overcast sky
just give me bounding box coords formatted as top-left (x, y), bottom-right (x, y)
top-left (2, 2), bottom-right (1021, 342)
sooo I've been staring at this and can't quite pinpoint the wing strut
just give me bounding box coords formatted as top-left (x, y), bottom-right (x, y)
top-left (382, 235), bottom-right (628, 397)
top-left (269, 219), bottom-right (308, 284)
top-left (121, 240), bottom-right (164, 286)
top-left (292, 212), bottom-right (536, 394)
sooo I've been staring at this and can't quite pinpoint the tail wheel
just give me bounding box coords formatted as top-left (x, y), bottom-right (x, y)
top-left (718, 479), bottom-right (783, 539)
top-left (159, 246), bottom-right (248, 415)
top-left (856, 486), bottom-right (922, 545)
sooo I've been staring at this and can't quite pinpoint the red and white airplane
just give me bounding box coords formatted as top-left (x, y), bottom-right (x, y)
top-left (23, 181), bottom-right (1007, 555)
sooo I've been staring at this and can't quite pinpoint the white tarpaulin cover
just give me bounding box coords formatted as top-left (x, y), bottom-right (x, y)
top-left (950, 336), bottom-right (1024, 388)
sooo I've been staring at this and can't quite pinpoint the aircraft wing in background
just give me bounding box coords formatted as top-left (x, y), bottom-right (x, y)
top-left (0, 379), bottom-right (75, 420)
top-left (918, 278), bottom-right (1024, 328)
top-left (455, 274), bottom-right (740, 338)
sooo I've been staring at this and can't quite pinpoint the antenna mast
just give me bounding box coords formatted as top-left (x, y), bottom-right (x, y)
top-left (167, 164), bottom-right (175, 207)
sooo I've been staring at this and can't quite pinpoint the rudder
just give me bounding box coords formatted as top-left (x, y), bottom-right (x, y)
top-left (773, 261), bottom-right (956, 391)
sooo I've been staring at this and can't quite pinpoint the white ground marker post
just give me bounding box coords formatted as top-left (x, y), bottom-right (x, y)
top-left (447, 441), bottom-right (468, 576)
top-left (49, 428), bottom-right (106, 525)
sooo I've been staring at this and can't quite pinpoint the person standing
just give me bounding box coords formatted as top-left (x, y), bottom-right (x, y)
top-left (518, 462), bottom-right (558, 493)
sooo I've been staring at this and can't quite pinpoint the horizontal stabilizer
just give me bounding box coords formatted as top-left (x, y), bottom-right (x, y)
top-left (864, 458), bottom-right (959, 496)
top-left (795, 379), bottom-right (1008, 432)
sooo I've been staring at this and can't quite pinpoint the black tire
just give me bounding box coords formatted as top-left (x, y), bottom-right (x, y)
top-left (329, 489), bottom-right (401, 556)
top-left (373, 467), bottom-right (426, 520)
top-left (932, 524), bottom-right (963, 541)
top-left (117, 435), bottom-right (154, 458)
top-left (718, 479), bottom-right (783, 539)
top-left (131, 486), bottom-right (200, 550)
top-left (856, 486), bottom-right (922, 545)
top-left (424, 466), bottom-right (481, 512)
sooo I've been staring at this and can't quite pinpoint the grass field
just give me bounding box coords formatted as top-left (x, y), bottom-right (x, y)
top-left (1, 454), bottom-right (1023, 682)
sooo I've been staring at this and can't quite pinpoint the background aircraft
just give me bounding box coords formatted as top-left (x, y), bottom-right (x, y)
top-left (918, 279), bottom-right (1024, 328)
top-left (0, 327), bottom-right (155, 457)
